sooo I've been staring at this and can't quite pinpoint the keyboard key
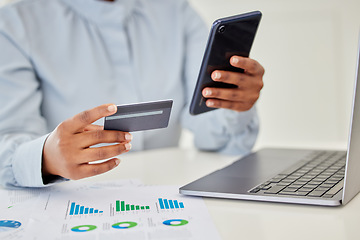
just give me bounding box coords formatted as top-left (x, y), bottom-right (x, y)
top-left (297, 188), bottom-right (312, 194)
top-left (319, 183), bottom-right (335, 188)
top-left (264, 185), bottom-right (286, 194)
top-left (278, 191), bottom-right (307, 196)
top-left (250, 188), bottom-right (260, 193)
top-left (270, 178), bottom-right (282, 183)
top-left (282, 187), bottom-right (298, 192)
top-left (308, 189), bottom-right (328, 197)
top-left (277, 182), bottom-right (290, 186)
top-left (261, 186), bottom-right (272, 190)
top-left (303, 183), bottom-right (318, 189)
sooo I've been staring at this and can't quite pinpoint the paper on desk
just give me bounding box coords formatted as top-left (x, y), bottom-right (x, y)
top-left (0, 179), bottom-right (142, 240)
top-left (26, 185), bottom-right (221, 240)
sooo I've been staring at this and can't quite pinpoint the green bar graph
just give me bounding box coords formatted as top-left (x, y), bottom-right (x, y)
top-left (121, 201), bottom-right (125, 211)
top-left (115, 200), bottom-right (150, 212)
top-left (116, 201), bottom-right (120, 212)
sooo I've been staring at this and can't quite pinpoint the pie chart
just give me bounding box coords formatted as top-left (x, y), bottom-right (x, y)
top-left (0, 220), bottom-right (21, 232)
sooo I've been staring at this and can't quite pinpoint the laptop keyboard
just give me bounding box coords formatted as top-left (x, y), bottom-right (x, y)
top-left (249, 151), bottom-right (346, 198)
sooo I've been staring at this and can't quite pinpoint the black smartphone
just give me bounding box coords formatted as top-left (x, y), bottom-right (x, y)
top-left (189, 11), bottom-right (262, 115)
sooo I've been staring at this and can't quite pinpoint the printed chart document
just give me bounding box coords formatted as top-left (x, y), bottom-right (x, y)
top-left (0, 179), bottom-right (141, 240)
top-left (26, 185), bottom-right (220, 240)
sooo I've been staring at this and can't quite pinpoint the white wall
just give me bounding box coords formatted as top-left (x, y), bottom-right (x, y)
top-left (186, 0), bottom-right (360, 150)
top-left (0, 0), bottom-right (12, 7)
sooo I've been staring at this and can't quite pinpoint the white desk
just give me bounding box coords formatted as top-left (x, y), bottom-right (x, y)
top-left (80, 147), bottom-right (360, 240)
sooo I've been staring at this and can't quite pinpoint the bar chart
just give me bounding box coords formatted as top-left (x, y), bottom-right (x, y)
top-left (158, 198), bottom-right (185, 210)
top-left (115, 200), bottom-right (150, 212)
top-left (68, 201), bottom-right (103, 216)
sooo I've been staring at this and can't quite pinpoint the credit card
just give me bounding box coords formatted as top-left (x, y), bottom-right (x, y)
top-left (104, 100), bottom-right (173, 132)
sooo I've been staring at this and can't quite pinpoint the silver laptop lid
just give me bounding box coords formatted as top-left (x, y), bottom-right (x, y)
top-left (342, 36), bottom-right (360, 205)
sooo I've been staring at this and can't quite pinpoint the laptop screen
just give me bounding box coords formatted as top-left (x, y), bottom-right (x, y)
top-left (342, 36), bottom-right (360, 204)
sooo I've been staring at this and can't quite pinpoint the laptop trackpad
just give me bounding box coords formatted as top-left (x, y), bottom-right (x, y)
top-left (222, 148), bottom-right (312, 179)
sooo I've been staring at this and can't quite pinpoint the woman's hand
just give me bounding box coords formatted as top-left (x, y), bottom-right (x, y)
top-left (202, 56), bottom-right (264, 112)
top-left (42, 104), bottom-right (132, 180)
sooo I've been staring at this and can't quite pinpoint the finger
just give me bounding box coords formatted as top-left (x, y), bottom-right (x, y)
top-left (79, 143), bottom-right (132, 163)
top-left (83, 124), bottom-right (104, 132)
top-left (202, 87), bottom-right (260, 103)
top-left (229, 56), bottom-right (265, 75)
top-left (62, 104), bottom-right (117, 133)
top-left (211, 70), bottom-right (259, 88)
top-left (74, 158), bottom-right (121, 179)
top-left (76, 130), bottom-right (132, 148)
top-left (206, 99), bottom-right (254, 112)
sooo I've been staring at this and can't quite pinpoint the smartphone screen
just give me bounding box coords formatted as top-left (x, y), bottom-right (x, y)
top-left (189, 11), bottom-right (262, 115)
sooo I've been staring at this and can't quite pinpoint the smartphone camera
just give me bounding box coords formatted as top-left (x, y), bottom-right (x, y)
top-left (218, 25), bottom-right (226, 33)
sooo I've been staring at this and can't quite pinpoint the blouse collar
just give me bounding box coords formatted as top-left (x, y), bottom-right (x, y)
top-left (60, 0), bottom-right (138, 26)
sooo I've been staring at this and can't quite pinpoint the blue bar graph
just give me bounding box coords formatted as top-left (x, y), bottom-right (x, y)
top-left (159, 199), bottom-right (164, 209)
top-left (75, 205), bottom-right (79, 215)
top-left (164, 199), bottom-right (169, 209)
top-left (70, 202), bottom-right (75, 215)
top-left (69, 202), bottom-right (103, 216)
top-left (158, 198), bottom-right (185, 210)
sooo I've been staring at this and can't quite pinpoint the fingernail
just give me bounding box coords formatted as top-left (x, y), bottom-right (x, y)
top-left (212, 71), bottom-right (221, 80)
top-left (108, 104), bottom-right (117, 113)
top-left (203, 89), bottom-right (212, 96)
top-left (231, 57), bottom-right (239, 64)
top-left (125, 133), bottom-right (133, 141)
top-left (115, 159), bottom-right (120, 166)
top-left (125, 143), bottom-right (132, 150)
top-left (206, 101), bottom-right (215, 107)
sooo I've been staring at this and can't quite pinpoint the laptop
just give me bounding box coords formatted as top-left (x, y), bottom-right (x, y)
top-left (179, 39), bottom-right (360, 207)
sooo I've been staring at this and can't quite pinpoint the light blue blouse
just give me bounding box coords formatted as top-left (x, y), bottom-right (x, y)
top-left (0, 0), bottom-right (259, 187)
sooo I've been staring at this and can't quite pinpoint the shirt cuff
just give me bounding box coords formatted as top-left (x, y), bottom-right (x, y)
top-left (12, 134), bottom-right (66, 187)
top-left (217, 106), bottom-right (257, 135)
top-left (214, 106), bottom-right (259, 155)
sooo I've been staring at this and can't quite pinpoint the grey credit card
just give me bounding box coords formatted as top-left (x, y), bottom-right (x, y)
top-left (104, 100), bottom-right (173, 132)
